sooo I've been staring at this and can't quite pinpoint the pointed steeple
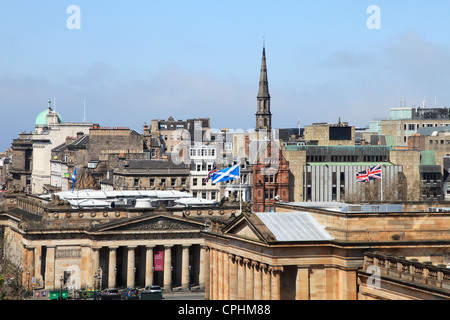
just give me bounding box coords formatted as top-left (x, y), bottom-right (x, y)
top-left (257, 46), bottom-right (270, 99)
top-left (256, 45), bottom-right (272, 132)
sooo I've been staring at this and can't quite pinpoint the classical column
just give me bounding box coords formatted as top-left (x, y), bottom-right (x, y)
top-left (261, 264), bottom-right (271, 300)
top-left (199, 245), bottom-right (206, 290)
top-left (296, 266), bottom-right (310, 300)
top-left (163, 245), bottom-right (173, 291)
top-left (126, 246), bottom-right (136, 288)
top-left (245, 259), bottom-right (254, 300)
top-left (108, 247), bottom-right (118, 289)
top-left (229, 255), bottom-right (238, 300)
top-left (204, 246), bottom-right (211, 300)
top-left (237, 257), bottom-right (245, 300)
top-left (270, 267), bottom-right (283, 300)
top-left (253, 262), bottom-right (262, 300)
top-left (223, 251), bottom-right (230, 300)
top-left (91, 247), bottom-right (101, 289)
top-left (44, 246), bottom-right (55, 290)
top-left (211, 248), bottom-right (218, 299)
top-left (145, 246), bottom-right (154, 287)
top-left (34, 246), bottom-right (43, 288)
top-left (218, 250), bottom-right (223, 299)
top-left (80, 246), bottom-right (90, 289)
top-left (181, 245), bottom-right (190, 290)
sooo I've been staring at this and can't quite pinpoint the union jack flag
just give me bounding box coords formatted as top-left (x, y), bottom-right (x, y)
top-left (356, 164), bottom-right (382, 182)
top-left (203, 165), bottom-right (217, 183)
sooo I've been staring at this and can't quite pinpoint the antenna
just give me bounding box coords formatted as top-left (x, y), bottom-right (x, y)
top-left (263, 36), bottom-right (265, 48)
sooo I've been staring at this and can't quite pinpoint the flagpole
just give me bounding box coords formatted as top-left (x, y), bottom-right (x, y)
top-left (239, 158), bottom-right (242, 214)
top-left (380, 165), bottom-right (383, 202)
top-left (239, 174), bottom-right (242, 214)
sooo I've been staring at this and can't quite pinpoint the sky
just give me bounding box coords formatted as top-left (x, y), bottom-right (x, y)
top-left (2, 1), bottom-right (450, 152)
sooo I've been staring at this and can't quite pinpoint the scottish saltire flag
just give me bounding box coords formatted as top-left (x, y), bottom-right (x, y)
top-left (211, 164), bottom-right (240, 184)
top-left (356, 164), bottom-right (382, 182)
top-left (204, 165), bottom-right (217, 183)
top-left (71, 166), bottom-right (77, 192)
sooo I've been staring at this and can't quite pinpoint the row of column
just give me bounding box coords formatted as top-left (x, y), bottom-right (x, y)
top-left (22, 244), bottom-right (206, 291)
top-left (206, 247), bottom-right (283, 300)
top-left (92, 244), bottom-right (207, 290)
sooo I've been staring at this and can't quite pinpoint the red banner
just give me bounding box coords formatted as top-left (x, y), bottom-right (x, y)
top-left (154, 250), bottom-right (164, 271)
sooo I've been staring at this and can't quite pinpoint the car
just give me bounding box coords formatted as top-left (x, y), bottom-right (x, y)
top-left (142, 285), bottom-right (162, 293)
top-left (100, 288), bottom-right (121, 300)
top-left (121, 287), bottom-right (139, 300)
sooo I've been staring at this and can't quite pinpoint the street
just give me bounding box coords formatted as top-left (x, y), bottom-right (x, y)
top-left (163, 292), bottom-right (205, 300)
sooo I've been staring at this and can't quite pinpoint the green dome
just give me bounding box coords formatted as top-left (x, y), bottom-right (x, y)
top-left (35, 106), bottom-right (63, 127)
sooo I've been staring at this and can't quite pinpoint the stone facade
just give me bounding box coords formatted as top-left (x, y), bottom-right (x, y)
top-left (204, 202), bottom-right (450, 300)
top-left (0, 193), bottom-right (238, 292)
top-left (304, 121), bottom-right (355, 146)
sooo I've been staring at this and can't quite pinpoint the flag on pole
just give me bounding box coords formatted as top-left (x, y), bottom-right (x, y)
top-left (356, 164), bottom-right (382, 182)
top-left (210, 164), bottom-right (240, 184)
top-left (204, 165), bottom-right (217, 183)
top-left (71, 166), bottom-right (78, 192)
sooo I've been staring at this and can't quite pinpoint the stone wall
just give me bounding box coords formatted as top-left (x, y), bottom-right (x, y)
top-left (276, 203), bottom-right (450, 242)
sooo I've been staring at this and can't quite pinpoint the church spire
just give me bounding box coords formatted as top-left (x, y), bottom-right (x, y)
top-left (256, 45), bottom-right (272, 132)
top-left (257, 46), bottom-right (270, 99)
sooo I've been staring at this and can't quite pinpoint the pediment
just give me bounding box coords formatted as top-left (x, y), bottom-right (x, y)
top-left (100, 215), bottom-right (205, 232)
top-left (223, 215), bottom-right (270, 243)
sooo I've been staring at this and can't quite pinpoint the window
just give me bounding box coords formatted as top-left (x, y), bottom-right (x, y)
top-left (161, 178), bottom-right (166, 186)
top-left (211, 191), bottom-right (216, 200)
top-left (224, 142), bottom-right (233, 151)
top-left (171, 179), bottom-right (176, 187)
top-left (193, 178), bottom-right (197, 186)
top-left (134, 178), bottom-right (139, 188)
top-left (181, 178), bottom-right (186, 186)
top-left (150, 179), bottom-right (155, 187)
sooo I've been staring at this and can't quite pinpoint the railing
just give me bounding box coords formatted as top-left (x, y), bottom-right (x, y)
top-left (364, 251), bottom-right (450, 290)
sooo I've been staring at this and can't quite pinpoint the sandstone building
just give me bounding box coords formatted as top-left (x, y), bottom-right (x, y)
top-left (204, 201), bottom-right (450, 300)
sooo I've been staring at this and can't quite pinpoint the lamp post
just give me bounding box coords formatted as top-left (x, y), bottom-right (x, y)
top-left (170, 266), bottom-right (173, 292)
top-left (26, 271), bottom-right (30, 294)
top-left (60, 275), bottom-right (64, 300)
top-left (114, 266), bottom-right (117, 289)
top-left (188, 265), bottom-right (191, 291)
top-left (94, 267), bottom-right (102, 300)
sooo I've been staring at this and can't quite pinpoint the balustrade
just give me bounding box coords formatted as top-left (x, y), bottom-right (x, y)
top-left (364, 252), bottom-right (450, 290)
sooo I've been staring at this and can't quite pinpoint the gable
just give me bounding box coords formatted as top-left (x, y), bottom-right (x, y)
top-left (223, 215), bottom-right (272, 243)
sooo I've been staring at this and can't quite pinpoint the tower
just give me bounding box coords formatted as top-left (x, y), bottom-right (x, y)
top-left (255, 46), bottom-right (272, 132)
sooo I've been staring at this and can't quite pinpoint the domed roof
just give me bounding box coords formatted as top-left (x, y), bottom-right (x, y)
top-left (35, 100), bottom-right (63, 127)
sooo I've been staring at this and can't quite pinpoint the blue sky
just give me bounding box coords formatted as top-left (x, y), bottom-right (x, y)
top-left (2, 1), bottom-right (450, 152)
